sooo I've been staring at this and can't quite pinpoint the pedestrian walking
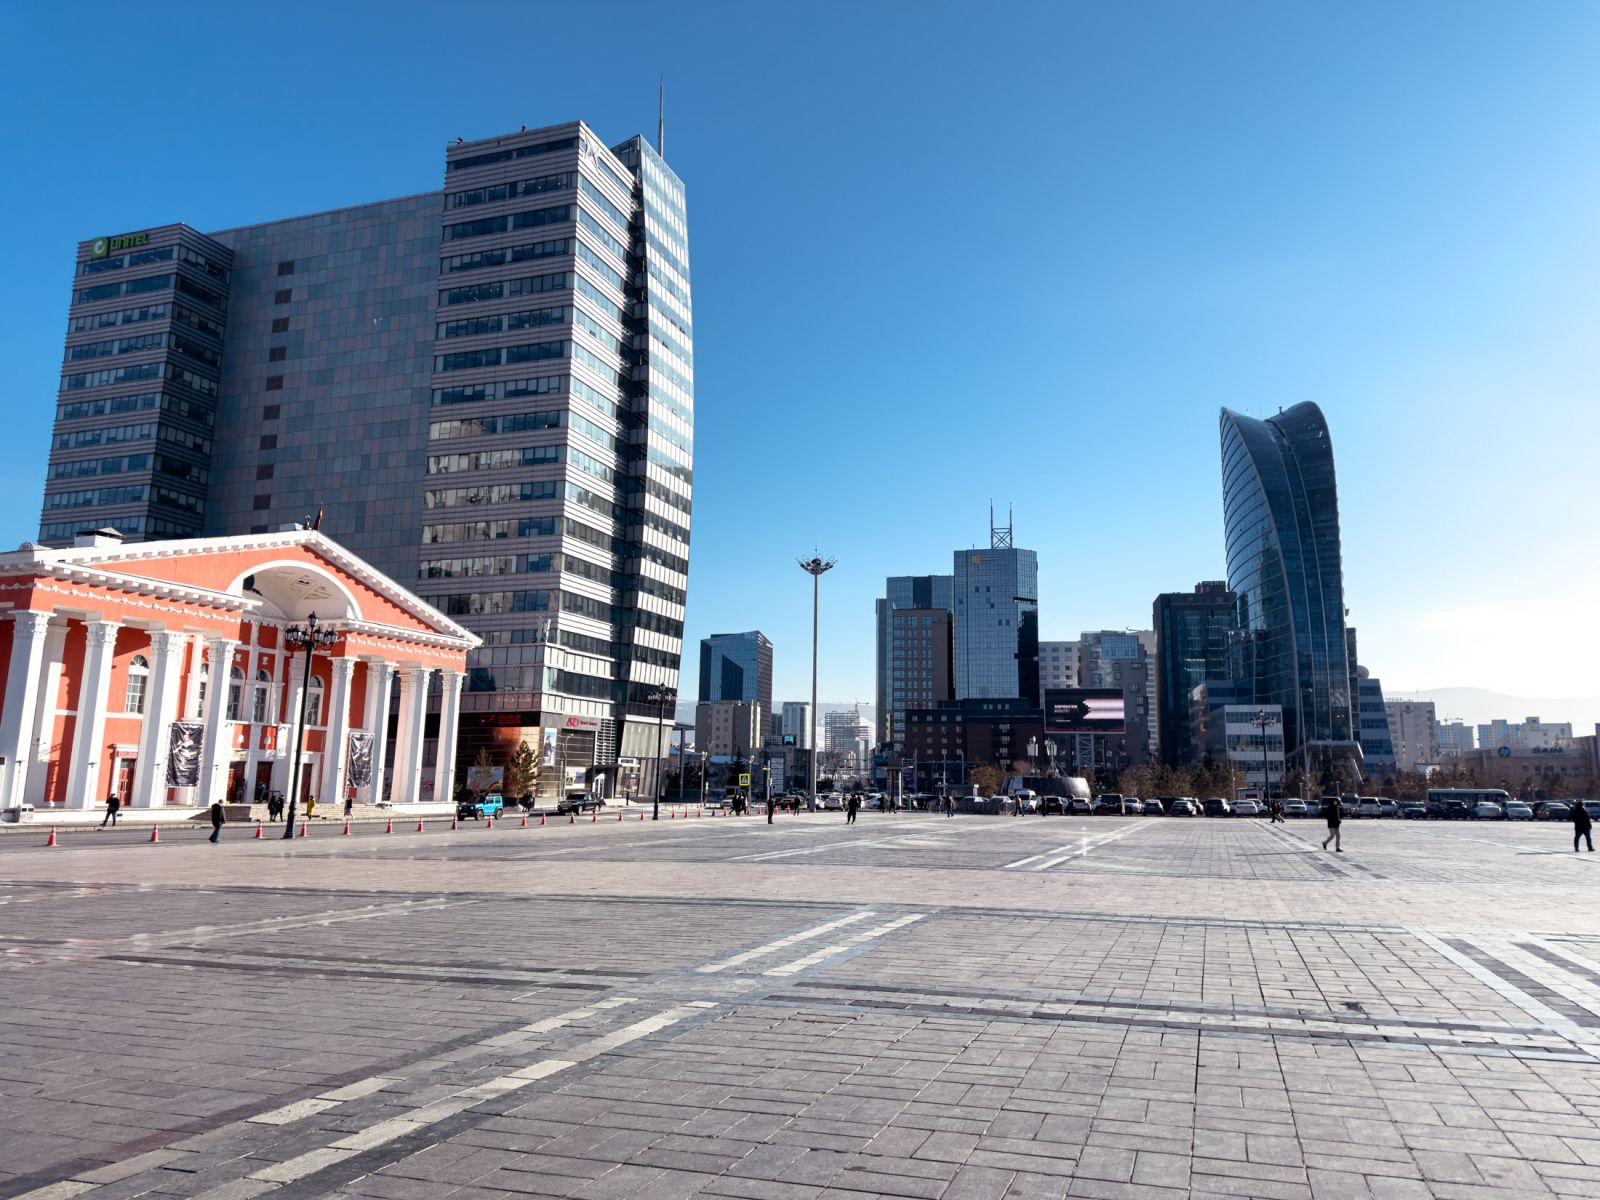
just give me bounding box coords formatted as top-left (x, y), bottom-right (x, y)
top-left (1269, 798), bottom-right (1283, 824)
top-left (343, 791), bottom-right (354, 819)
top-left (766, 793), bottom-right (774, 824)
top-left (209, 800), bottom-right (226, 843)
top-left (100, 790), bottom-right (121, 828)
top-left (846, 794), bottom-right (859, 825)
top-left (1321, 795), bottom-right (1342, 851)
top-left (255, 780), bottom-right (267, 807)
top-left (304, 793), bottom-right (316, 820)
top-left (944, 794), bottom-right (954, 818)
top-left (1573, 800), bottom-right (1594, 853)
top-left (268, 792), bottom-right (282, 822)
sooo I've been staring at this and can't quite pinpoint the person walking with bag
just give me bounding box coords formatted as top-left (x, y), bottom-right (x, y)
top-left (1321, 795), bottom-right (1343, 852)
top-left (1574, 801), bottom-right (1594, 853)
top-left (209, 800), bottom-right (226, 844)
top-left (100, 790), bottom-right (121, 828)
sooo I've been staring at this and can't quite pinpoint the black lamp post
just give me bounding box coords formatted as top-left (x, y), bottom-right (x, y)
top-left (647, 686), bottom-right (673, 820)
top-left (1250, 710), bottom-right (1276, 800)
top-left (282, 612), bottom-right (338, 839)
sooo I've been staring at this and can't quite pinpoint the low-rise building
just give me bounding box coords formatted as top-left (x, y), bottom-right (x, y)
top-left (693, 700), bottom-right (763, 758)
top-left (1189, 682), bottom-right (1284, 795)
top-left (1385, 700), bottom-right (1439, 772)
top-left (0, 527), bottom-right (477, 814)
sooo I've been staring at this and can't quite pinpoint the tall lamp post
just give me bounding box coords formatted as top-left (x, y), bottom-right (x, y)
top-left (647, 685), bottom-right (673, 820)
top-left (698, 749), bottom-right (708, 809)
top-left (283, 612), bottom-right (338, 839)
top-left (798, 554), bottom-right (836, 813)
top-left (1250, 710), bottom-right (1275, 800)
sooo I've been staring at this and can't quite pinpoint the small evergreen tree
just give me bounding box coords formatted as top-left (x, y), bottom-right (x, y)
top-left (506, 739), bottom-right (538, 797)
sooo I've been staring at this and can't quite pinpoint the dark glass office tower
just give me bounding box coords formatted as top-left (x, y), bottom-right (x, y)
top-left (698, 631), bottom-right (773, 718)
top-left (1153, 581), bottom-right (1236, 767)
top-left (875, 574), bottom-right (954, 748)
top-left (39, 120), bottom-right (693, 788)
top-left (1219, 403), bottom-right (1359, 779)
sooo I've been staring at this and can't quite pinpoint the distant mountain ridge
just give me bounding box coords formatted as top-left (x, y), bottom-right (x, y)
top-left (1387, 687), bottom-right (1600, 731)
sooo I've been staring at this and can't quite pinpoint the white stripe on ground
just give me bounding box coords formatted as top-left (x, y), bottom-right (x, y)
top-left (1002, 821), bottom-right (1150, 870)
top-left (220, 1001), bottom-right (712, 1192)
top-left (763, 913), bottom-right (926, 976)
top-left (1029, 821), bottom-right (1150, 870)
top-left (1408, 928), bottom-right (1569, 1025)
top-left (695, 911), bottom-right (879, 973)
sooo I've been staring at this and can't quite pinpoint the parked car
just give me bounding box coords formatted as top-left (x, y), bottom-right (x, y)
top-left (1154, 796), bottom-right (1183, 813)
top-left (1067, 796), bottom-right (1094, 815)
top-left (820, 793), bottom-right (844, 811)
top-left (1092, 794), bottom-right (1123, 815)
top-left (1399, 802), bottom-right (1426, 819)
top-left (1233, 800), bottom-right (1261, 817)
top-left (556, 793), bottom-right (605, 814)
top-left (1202, 797), bottom-right (1233, 818)
top-left (1504, 801), bottom-right (1534, 821)
top-left (1142, 798), bottom-right (1164, 816)
top-left (1582, 800), bottom-right (1600, 822)
top-left (1120, 797), bottom-right (1142, 815)
top-left (1041, 794), bottom-right (1066, 815)
top-left (458, 794), bottom-right (505, 820)
top-left (1356, 797), bottom-right (1382, 819)
top-left (1283, 799), bottom-right (1308, 818)
top-left (1378, 799), bottom-right (1398, 819)
top-left (1473, 801), bottom-right (1505, 820)
top-left (1536, 801), bottom-right (1571, 821)
top-left (1012, 792), bottom-right (1041, 814)
top-left (1168, 799), bottom-right (1199, 817)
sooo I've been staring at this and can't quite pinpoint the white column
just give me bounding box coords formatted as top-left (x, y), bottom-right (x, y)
top-left (63, 620), bottom-right (121, 810)
top-left (23, 621), bottom-right (69, 809)
top-left (391, 666), bottom-right (432, 804)
top-left (321, 657), bottom-right (356, 807)
top-left (0, 612), bottom-right (54, 811)
top-left (362, 660), bottom-right (394, 803)
top-left (196, 637), bottom-right (239, 808)
top-left (129, 630), bottom-right (187, 810)
top-left (432, 670), bottom-right (465, 807)
top-left (181, 633), bottom-right (205, 721)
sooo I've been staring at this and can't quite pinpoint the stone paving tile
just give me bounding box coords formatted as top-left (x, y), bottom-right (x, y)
top-left (2, 817), bottom-right (1599, 1199)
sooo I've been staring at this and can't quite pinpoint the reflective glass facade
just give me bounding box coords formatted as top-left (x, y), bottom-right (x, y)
top-left (953, 548), bottom-right (1039, 704)
top-left (875, 574), bottom-right (954, 747)
top-left (38, 120), bottom-right (692, 781)
top-left (698, 631), bottom-right (772, 717)
top-left (1153, 582), bottom-right (1236, 767)
top-left (1220, 403), bottom-right (1356, 772)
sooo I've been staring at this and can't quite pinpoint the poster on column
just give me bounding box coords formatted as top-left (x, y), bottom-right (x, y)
top-left (541, 727), bottom-right (557, 768)
top-left (347, 732), bottom-right (373, 787)
top-left (166, 722), bottom-right (203, 786)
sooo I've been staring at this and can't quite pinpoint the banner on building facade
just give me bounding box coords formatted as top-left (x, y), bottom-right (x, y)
top-left (347, 732), bottom-right (374, 787)
top-left (541, 727), bottom-right (558, 769)
top-left (166, 722), bottom-right (203, 787)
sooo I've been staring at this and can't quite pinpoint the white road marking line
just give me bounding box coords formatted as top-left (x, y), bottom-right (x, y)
top-left (764, 913), bottom-right (926, 976)
top-left (11, 1184), bottom-right (98, 1199)
top-left (1002, 820), bottom-right (1150, 869)
top-left (1409, 928), bottom-right (1569, 1025)
top-left (1480, 938), bottom-right (1600, 1020)
top-left (695, 912), bottom-right (878, 973)
top-left (200, 1001), bottom-right (711, 1195)
top-left (731, 835), bottom-right (916, 862)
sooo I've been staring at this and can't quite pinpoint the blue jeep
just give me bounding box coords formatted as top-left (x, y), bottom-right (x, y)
top-left (458, 793), bottom-right (505, 820)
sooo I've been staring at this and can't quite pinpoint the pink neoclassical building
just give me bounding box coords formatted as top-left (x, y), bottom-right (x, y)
top-left (0, 528), bottom-right (478, 815)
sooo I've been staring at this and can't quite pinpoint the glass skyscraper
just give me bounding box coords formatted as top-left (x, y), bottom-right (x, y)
top-left (1219, 403), bottom-right (1359, 779)
top-left (40, 120), bottom-right (692, 787)
top-left (953, 545), bottom-right (1039, 704)
top-left (698, 631), bottom-right (773, 719)
top-left (1153, 582), bottom-right (1236, 768)
top-left (875, 574), bottom-right (954, 748)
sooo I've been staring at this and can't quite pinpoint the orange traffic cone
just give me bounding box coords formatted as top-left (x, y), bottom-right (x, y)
top-left (520, 814), bottom-right (527, 827)
top-left (618, 810), bottom-right (624, 822)
top-left (417, 819), bottom-right (425, 832)
top-left (46, 825), bottom-right (57, 847)
top-left (639, 811), bottom-right (645, 821)
top-left (451, 817), bottom-right (458, 830)
top-left (342, 820), bottom-right (351, 836)
top-left (670, 808), bottom-right (676, 820)
top-left (385, 818), bottom-right (393, 834)
top-left (149, 825), bottom-right (160, 843)
top-left (486, 815), bottom-right (493, 830)
top-left (298, 821), bottom-right (308, 838)
top-left (254, 821), bottom-right (263, 839)
top-left (540, 812), bottom-right (547, 826)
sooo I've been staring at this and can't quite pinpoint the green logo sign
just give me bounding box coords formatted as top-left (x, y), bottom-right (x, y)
top-left (91, 232), bottom-right (150, 259)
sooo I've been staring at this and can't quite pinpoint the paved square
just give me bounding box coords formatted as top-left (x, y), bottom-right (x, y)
top-left (0, 810), bottom-right (1596, 1199)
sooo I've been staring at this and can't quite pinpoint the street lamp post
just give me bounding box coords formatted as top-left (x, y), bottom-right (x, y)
top-left (648, 686), bottom-right (672, 820)
top-left (282, 612), bottom-right (338, 839)
top-left (698, 750), bottom-right (708, 809)
top-left (1250, 710), bottom-right (1275, 800)
top-left (798, 554), bottom-right (835, 814)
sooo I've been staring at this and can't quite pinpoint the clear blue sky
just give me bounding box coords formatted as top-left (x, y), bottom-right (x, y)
top-left (3, 1), bottom-right (1597, 712)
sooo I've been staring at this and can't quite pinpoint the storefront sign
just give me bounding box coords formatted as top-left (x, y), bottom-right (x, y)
top-left (91, 232), bottom-right (150, 259)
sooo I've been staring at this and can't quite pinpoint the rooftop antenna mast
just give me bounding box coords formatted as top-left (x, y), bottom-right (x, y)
top-left (658, 78), bottom-right (665, 156)
top-left (990, 501), bottom-right (1013, 550)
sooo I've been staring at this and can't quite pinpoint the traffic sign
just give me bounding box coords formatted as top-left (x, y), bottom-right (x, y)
top-left (738, 773), bottom-right (751, 786)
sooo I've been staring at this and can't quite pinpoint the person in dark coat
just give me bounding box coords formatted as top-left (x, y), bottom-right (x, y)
top-left (1321, 796), bottom-right (1342, 852)
top-left (845, 794), bottom-right (859, 825)
top-left (1574, 801), bottom-right (1594, 853)
top-left (100, 790), bottom-right (121, 828)
top-left (209, 801), bottom-right (226, 843)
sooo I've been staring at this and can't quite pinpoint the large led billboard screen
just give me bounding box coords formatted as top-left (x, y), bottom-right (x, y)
top-left (1043, 688), bottom-right (1126, 733)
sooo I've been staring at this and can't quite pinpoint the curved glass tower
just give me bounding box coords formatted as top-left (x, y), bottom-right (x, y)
top-left (1219, 403), bottom-right (1359, 779)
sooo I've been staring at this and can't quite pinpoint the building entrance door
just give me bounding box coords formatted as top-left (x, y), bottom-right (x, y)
top-left (115, 758), bottom-right (135, 803)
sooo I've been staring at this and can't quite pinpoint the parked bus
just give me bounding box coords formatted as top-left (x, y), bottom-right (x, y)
top-left (1425, 788), bottom-right (1512, 819)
